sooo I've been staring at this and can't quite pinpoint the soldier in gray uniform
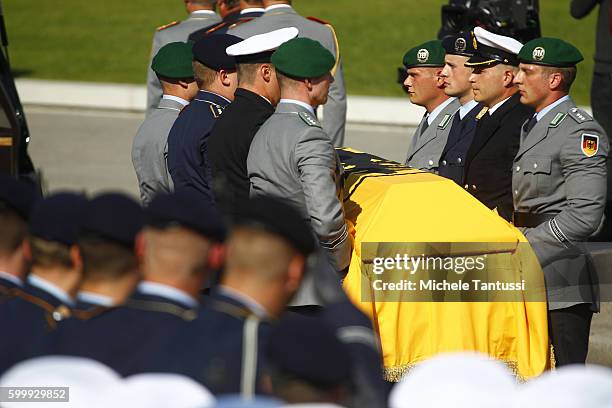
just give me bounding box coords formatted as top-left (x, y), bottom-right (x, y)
top-left (402, 40), bottom-right (460, 172)
top-left (132, 42), bottom-right (198, 206)
top-left (513, 38), bottom-right (609, 365)
top-left (146, 0), bottom-right (220, 114)
top-left (248, 38), bottom-right (351, 307)
top-left (229, 0), bottom-right (347, 147)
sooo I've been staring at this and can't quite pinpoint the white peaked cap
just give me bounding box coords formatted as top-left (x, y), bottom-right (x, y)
top-left (389, 352), bottom-right (517, 408)
top-left (0, 356), bottom-right (121, 408)
top-left (227, 27), bottom-right (299, 56)
top-left (513, 365), bottom-right (612, 408)
top-left (104, 373), bottom-right (216, 408)
top-left (474, 26), bottom-right (523, 54)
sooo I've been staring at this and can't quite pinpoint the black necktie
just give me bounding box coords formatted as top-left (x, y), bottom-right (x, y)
top-left (523, 116), bottom-right (538, 134)
top-left (421, 113), bottom-right (430, 134)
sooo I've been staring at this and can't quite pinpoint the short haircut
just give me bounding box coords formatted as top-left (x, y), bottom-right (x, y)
top-left (78, 238), bottom-right (138, 282)
top-left (237, 63), bottom-right (264, 86)
top-left (29, 237), bottom-right (73, 269)
top-left (193, 60), bottom-right (219, 89)
top-left (244, 0), bottom-right (264, 4)
top-left (223, 0), bottom-right (241, 8)
top-left (268, 366), bottom-right (347, 404)
top-left (0, 208), bottom-right (27, 256)
top-left (225, 227), bottom-right (297, 280)
top-left (541, 66), bottom-right (577, 93)
top-left (276, 71), bottom-right (301, 91)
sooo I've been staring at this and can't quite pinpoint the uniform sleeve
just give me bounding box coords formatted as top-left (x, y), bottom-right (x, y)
top-left (295, 127), bottom-right (351, 271)
top-left (570, 0), bottom-right (601, 18)
top-left (525, 122), bottom-right (608, 254)
top-left (146, 32), bottom-right (164, 114)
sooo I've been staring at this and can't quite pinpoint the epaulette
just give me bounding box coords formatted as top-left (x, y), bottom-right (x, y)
top-left (437, 114), bottom-right (452, 130)
top-left (475, 106), bottom-right (489, 120)
top-left (229, 18), bottom-right (254, 30)
top-left (210, 299), bottom-right (255, 319)
top-left (11, 288), bottom-right (71, 329)
top-left (307, 16), bottom-right (331, 25)
top-left (548, 112), bottom-right (567, 128)
top-left (124, 299), bottom-right (197, 321)
top-left (298, 112), bottom-right (322, 128)
top-left (210, 104), bottom-right (224, 118)
top-left (72, 306), bottom-right (115, 321)
top-left (568, 107), bottom-right (593, 124)
top-left (206, 21), bottom-right (229, 35)
top-left (157, 21), bottom-right (180, 31)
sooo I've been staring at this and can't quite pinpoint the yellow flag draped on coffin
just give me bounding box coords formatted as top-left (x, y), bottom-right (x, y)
top-left (338, 149), bottom-right (550, 381)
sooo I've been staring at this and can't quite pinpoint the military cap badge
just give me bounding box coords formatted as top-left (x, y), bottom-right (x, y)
top-left (532, 47), bottom-right (545, 62)
top-left (455, 38), bottom-right (467, 53)
top-left (581, 134), bottom-right (599, 157)
top-left (417, 49), bottom-right (429, 63)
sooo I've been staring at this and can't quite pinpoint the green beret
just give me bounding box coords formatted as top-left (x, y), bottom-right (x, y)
top-left (151, 42), bottom-right (194, 79)
top-left (518, 37), bottom-right (584, 67)
top-left (403, 40), bottom-right (446, 69)
top-left (271, 38), bottom-right (336, 79)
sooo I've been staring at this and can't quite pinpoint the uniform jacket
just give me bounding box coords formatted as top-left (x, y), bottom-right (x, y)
top-left (146, 12), bottom-right (221, 113)
top-left (405, 98), bottom-right (460, 172)
top-left (464, 93), bottom-right (534, 221)
top-left (248, 102), bottom-right (351, 278)
top-left (158, 291), bottom-right (269, 396)
top-left (513, 97), bottom-right (608, 310)
top-left (0, 282), bottom-right (69, 373)
top-left (188, 10), bottom-right (263, 42)
top-left (132, 97), bottom-right (184, 205)
top-left (43, 289), bottom-right (198, 376)
top-left (208, 88), bottom-right (275, 213)
top-left (230, 6), bottom-right (347, 147)
top-left (438, 102), bottom-right (487, 185)
top-left (167, 90), bottom-right (230, 206)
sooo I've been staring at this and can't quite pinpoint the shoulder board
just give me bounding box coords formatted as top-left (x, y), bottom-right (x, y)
top-left (210, 299), bottom-right (254, 319)
top-left (157, 21), bottom-right (180, 31)
top-left (548, 112), bottom-right (567, 128)
top-left (299, 111), bottom-right (322, 128)
top-left (438, 114), bottom-right (452, 130)
top-left (229, 18), bottom-right (254, 30)
top-left (307, 16), bottom-right (331, 25)
top-left (206, 21), bottom-right (229, 35)
top-left (568, 107), bottom-right (593, 124)
top-left (72, 306), bottom-right (115, 321)
top-left (125, 299), bottom-right (197, 321)
top-left (210, 104), bottom-right (224, 118)
top-left (475, 107), bottom-right (489, 120)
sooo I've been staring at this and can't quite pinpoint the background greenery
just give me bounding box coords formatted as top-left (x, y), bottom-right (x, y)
top-left (3, 0), bottom-right (599, 104)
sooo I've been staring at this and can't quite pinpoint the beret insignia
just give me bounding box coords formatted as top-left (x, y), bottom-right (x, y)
top-left (455, 38), bottom-right (467, 53)
top-left (532, 47), bottom-right (545, 61)
top-left (417, 49), bottom-right (429, 63)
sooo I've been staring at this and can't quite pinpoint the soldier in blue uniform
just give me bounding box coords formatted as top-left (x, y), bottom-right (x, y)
top-left (167, 34), bottom-right (241, 206)
top-left (73, 193), bottom-right (144, 311)
top-left (264, 314), bottom-right (352, 406)
top-left (188, 0), bottom-right (265, 42)
top-left (159, 196), bottom-right (315, 396)
top-left (45, 190), bottom-right (225, 377)
top-left (0, 192), bottom-right (87, 374)
top-left (438, 31), bottom-right (489, 185)
top-left (0, 176), bottom-right (39, 298)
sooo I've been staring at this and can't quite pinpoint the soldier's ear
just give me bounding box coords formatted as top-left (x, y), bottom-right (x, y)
top-left (261, 64), bottom-right (273, 82)
top-left (548, 72), bottom-right (563, 91)
top-left (285, 254), bottom-right (306, 293)
top-left (207, 243), bottom-right (225, 271)
top-left (70, 245), bottom-right (83, 273)
top-left (134, 231), bottom-right (146, 265)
